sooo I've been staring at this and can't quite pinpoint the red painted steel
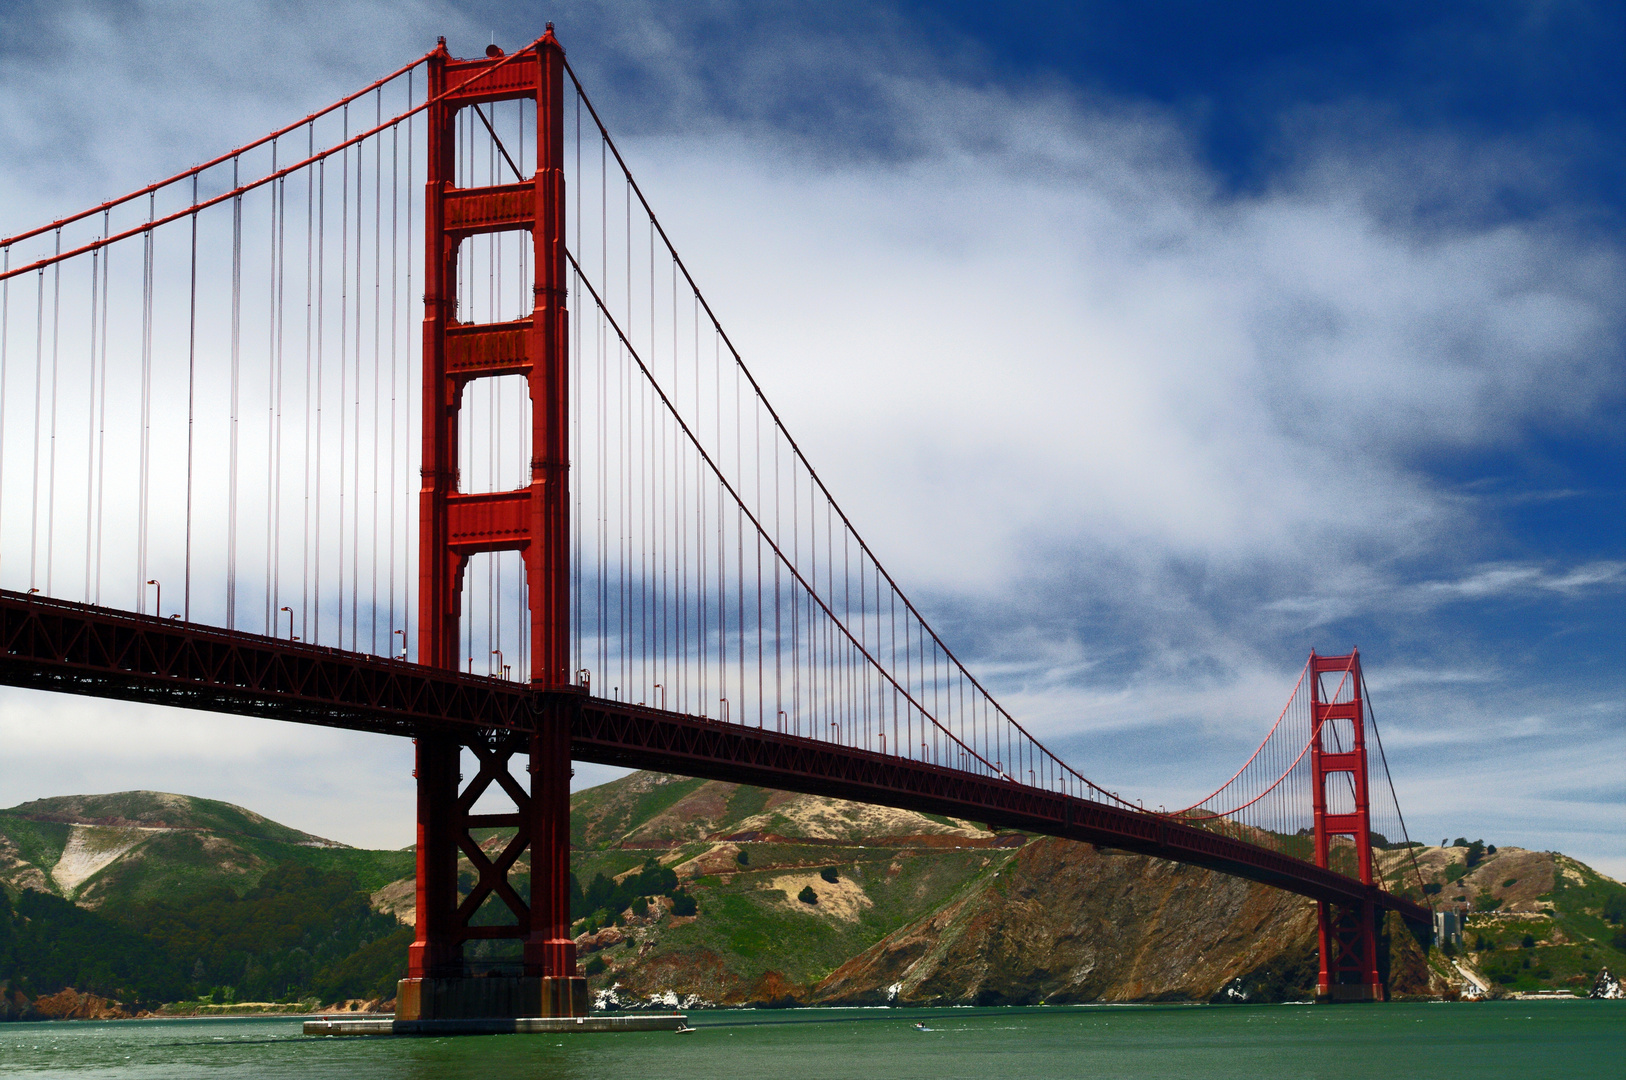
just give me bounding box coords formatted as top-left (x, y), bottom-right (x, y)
top-left (1310, 650), bottom-right (1384, 1000)
top-left (412, 28), bottom-right (578, 994)
top-left (0, 31), bottom-right (1433, 1004)
top-left (0, 588), bottom-right (1428, 927)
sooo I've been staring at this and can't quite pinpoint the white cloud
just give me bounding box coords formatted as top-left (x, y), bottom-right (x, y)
top-left (0, 1), bottom-right (1618, 868)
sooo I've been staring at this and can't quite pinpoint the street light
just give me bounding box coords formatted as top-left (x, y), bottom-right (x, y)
top-left (145, 580), bottom-right (160, 616)
top-left (491, 649), bottom-right (504, 678)
top-left (280, 607), bottom-right (295, 642)
top-left (394, 629), bottom-right (407, 659)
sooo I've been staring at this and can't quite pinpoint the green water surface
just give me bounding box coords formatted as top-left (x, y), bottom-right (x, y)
top-left (0, 1002), bottom-right (1618, 1079)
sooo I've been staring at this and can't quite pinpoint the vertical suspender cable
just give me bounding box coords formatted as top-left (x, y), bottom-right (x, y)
top-left (337, 116), bottom-right (349, 648)
top-left (388, 106), bottom-right (399, 652)
top-left (273, 162), bottom-right (287, 632)
top-left (137, 194), bottom-right (154, 610)
top-left (303, 124), bottom-right (314, 642)
top-left (353, 125), bottom-right (363, 650)
top-left (228, 157), bottom-right (243, 628)
top-left (314, 149), bottom-right (325, 643)
top-left (185, 175), bottom-right (198, 620)
top-left (267, 140), bottom-right (280, 633)
top-left (402, 72), bottom-right (413, 657)
top-left (372, 92), bottom-right (382, 654)
top-left (30, 263), bottom-right (43, 590)
top-left (82, 246), bottom-right (96, 601)
top-left (45, 231), bottom-right (60, 593)
top-left (94, 219), bottom-right (109, 604)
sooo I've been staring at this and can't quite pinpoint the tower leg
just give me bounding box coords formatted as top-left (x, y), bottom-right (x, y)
top-left (1316, 900), bottom-right (1332, 1000)
top-left (1318, 900), bottom-right (1385, 1002)
top-left (527, 701), bottom-right (586, 1016)
top-left (398, 736), bottom-right (462, 1020)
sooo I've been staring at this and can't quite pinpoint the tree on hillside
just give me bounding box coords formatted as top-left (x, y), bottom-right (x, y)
top-left (573, 858), bottom-right (683, 922)
top-left (798, 885), bottom-right (818, 905)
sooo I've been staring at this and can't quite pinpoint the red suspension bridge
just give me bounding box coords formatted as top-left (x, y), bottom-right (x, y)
top-left (0, 28), bottom-right (1429, 1016)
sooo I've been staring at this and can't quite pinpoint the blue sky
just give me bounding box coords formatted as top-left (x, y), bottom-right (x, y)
top-left (0, 2), bottom-right (1621, 873)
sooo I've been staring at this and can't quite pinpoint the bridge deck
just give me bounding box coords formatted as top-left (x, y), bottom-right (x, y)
top-left (0, 589), bottom-right (1427, 922)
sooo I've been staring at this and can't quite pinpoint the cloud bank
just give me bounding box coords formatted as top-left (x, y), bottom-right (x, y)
top-left (0, 0), bottom-right (1619, 873)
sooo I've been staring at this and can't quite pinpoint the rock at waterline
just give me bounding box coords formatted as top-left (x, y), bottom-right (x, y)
top-left (1588, 967), bottom-right (1622, 1000)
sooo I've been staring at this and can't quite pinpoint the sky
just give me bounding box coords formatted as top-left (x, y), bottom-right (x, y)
top-left (0, 1), bottom-right (1621, 875)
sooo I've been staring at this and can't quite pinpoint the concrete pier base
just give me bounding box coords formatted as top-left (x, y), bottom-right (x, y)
top-left (395, 976), bottom-right (589, 1020)
top-left (303, 1013), bottom-right (688, 1036)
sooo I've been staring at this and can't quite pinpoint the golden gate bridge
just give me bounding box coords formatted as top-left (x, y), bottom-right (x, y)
top-left (0, 27), bottom-right (1430, 1019)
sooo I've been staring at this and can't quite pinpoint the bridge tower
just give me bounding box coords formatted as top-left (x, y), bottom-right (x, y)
top-left (1309, 649), bottom-right (1384, 1001)
top-left (399, 27), bottom-right (587, 1021)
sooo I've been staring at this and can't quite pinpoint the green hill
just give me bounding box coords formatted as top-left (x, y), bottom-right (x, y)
top-left (0, 792), bottom-right (412, 908)
top-left (2, 780), bottom-right (1623, 1017)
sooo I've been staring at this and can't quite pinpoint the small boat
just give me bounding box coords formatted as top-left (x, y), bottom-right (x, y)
top-left (913, 1022), bottom-right (929, 1031)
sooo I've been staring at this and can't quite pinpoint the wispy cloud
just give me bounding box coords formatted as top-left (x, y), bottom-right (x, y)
top-left (0, 1), bottom-right (1618, 866)
top-left (1414, 560), bottom-right (1626, 599)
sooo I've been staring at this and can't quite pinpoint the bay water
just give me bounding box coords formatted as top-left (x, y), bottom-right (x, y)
top-left (1, 1001), bottom-right (1618, 1079)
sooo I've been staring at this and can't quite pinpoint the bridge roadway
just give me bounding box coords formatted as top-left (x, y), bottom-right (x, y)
top-left (0, 588), bottom-right (1428, 923)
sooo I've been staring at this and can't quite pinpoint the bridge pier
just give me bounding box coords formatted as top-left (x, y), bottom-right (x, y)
top-left (401, 26), bottom-right (587, 1023)
top-left (1316, 899), bottom-right (1384, 1002)
top-left (398, 714), bottom-right (586, 1021)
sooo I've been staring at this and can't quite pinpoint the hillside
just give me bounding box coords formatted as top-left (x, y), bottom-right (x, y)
top-left (2, 780), bottom-right (1623, 1017)
top-left (0, 792), bottom-right (415, 1019)
top-left (549, 774), bottom-right (1408, 1005)
top-left (399, 771), bottom-right (1625, 1005)
top-left (0, 792), bottom-right (413, 908)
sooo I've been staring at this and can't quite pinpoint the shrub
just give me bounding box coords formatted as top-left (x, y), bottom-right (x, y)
top-left (574, 859), bottom-right (682, 921)
top-left (736, 849), bottom-right (750, 866)
top-left (1521, 933), bottom-right (1536, 949)
top-left (1610, 928), bottom-right (1626, 952)
top-left (1444, 863), bottom-right (1467, 883)
top-left (819, 867), bottom-right (839, 884)
top-left (1452, 837), bottom-right (1469, 849)
top-left (797, 885), bottom-right (818, 905)
top-left (670, 891), bottom-right (697, 917)
top-left (1474, 935), bottom-right (1490, 951)
top-left (1502, 878), bottom-right (1518, 888)
top-left (1486, 845), bottom-right (1497, 855)
top-left (583, 955), bottom-right (607, 977)
top-left (1465, 841), bottom-right (1486, 868)
top-left (1475, 894), bottom-right (1503, 913)
top-left (630, 896), bottom-right (649, 919)
top-left (1602, 893), bottom-right (1626, 925)
top-left (1423, 882), bottom-right (1442, 895)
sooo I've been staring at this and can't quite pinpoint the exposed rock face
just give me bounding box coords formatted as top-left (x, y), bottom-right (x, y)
top-left (1590, 967), bottom-right (1622, 999)
top-left (29, 988), bottom-right (133, 1020)
top-left (814, 838), bottom-right (1322, 1005)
